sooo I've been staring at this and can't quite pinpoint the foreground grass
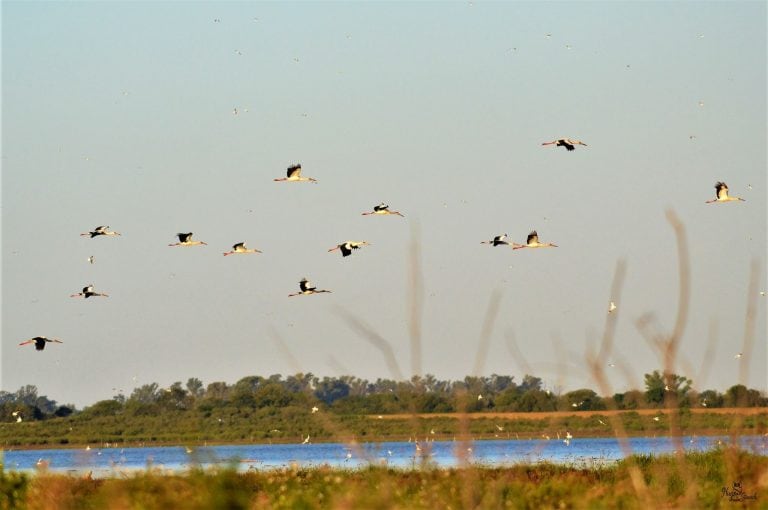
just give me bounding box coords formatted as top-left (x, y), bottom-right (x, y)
top-left (2, 448), bottom-right (767, 509)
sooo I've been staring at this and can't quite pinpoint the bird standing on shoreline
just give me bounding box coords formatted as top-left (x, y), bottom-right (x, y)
top-left (169, 233), bottom-right (207, 247)
top-left (81, 226), bottom-right (121, 238)
top-left (19, 337), bottom-right (63, 351)
top-left (274, 164), bottom-right (317, 183)
top-left (329, 241), bottom-right (370, 257)
top-left (288, 278), bottom-right (331, 297)
top-left (512, 231), bottom-right (558, 249)
top-left (223, 242), bottom-right (262, 256)
top-left (70, 284), bottom-right (109, 299)
top-left (705, 182), bottom-right (745, 203)
top-left (541, 138), bottom-right (588, 151)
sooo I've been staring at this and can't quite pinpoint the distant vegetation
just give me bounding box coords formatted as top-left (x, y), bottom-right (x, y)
top-left (0, 372), bottom-right (765, 447)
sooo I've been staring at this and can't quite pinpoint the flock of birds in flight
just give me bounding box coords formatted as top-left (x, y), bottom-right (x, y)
top-left (18, 139), bottom-right (747, 354)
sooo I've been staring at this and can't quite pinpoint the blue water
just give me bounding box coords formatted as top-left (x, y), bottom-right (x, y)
top-left (3, 435), bottom-right (766, 476)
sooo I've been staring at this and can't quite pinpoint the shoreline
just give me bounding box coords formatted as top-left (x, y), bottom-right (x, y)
top-left (3, 408), bottom-right (764, 452)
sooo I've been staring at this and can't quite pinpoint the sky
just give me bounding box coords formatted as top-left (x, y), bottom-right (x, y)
top-left (2, 1), bottom-right (766, 408)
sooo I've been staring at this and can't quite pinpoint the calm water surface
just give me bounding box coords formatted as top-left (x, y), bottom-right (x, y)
top-left (3, 435), bottom-right (766, 476)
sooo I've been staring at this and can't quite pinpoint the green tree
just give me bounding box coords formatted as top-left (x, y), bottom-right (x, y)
top-left (82, 399), bottom-right (123, 417)
top-left (563, 389), bottom-right (605, 411)
top-left (644, 371), bottom-right (692, 407)
top-left (186, 378), bottom-right (204, 399)
top-left (724, 384), bottom-right (764, 407)
top-left (129, 383), bottom-right (160, 405)
top-left (314, 377), bottom-right (350, 405)
top-left (698, 389), bottom-right (724, 408)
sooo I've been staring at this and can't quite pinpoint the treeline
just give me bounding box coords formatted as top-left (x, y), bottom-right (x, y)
top-left (2, 371), bottom-right (766, 424)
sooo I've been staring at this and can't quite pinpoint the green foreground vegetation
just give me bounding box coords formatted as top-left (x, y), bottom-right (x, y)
top-left (2, 449), bottom-right (767, 509)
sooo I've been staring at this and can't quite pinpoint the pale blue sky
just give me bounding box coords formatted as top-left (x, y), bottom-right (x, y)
top-left (2, 1), bottom-right (765, 407)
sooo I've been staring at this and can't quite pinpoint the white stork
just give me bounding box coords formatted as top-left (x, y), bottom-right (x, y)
top-left (329, 241), bottom-right (370, 257)
top-left (362, 203), bottom-right (404, 217)
top-left (223, 242), bottom-right (262, 256)
top-left (289, 278), bottom-right (331, 297)
top-left (70, 284), bottom-right (109, 299)
top-left (274, 164), bottom-right (317, 183)
top-left (512, 230), bottom-right (558, 249)
top-left (169, 233), bottom-right (207, 247)
top-left (705, 181), bottom-right (745, 203)
top-left (541, 138), bottom-right (588, 151)
top-left (481, 234), bottom-right (509, 246)
top-left (80, 226), bottom-right (121, 238)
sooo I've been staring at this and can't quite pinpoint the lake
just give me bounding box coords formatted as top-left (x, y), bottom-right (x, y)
top-left (3, 435), bottom-right (766, 476)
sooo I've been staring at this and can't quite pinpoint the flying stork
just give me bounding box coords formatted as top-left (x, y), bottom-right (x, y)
top-left (274, 164), bottom-right (317, 183)
top-left (288, 278), bottom-right (332, 297)
top-left (541, 138), bottom-right (588, 151)
top-left (223, 242), bottom-right (262, 256)
top-left (80, 226), bottom-right (121, 238)
top-left (705, 181), bottom-right (745, 203)
top-left (481, 234), bottom-right (509, 246)
top-left (169, 233), bottom-right (207, 247)
top-left (362, 203), bottom-right (404, 217)
top-left (512, 231), bottom-right (558, 249)
top-left (19, 337), bottom-right (63, 351)
top-left (328, 241), bottom-right (370, 257)
top-left (70, 284), bottom-right (109, 298)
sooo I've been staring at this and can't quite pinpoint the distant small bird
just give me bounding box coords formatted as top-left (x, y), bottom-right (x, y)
top-left (481, 234), bottom-right (509, 246)
top-left (87, 255), bottom-right (95, 264)
top-left (653, 416), bottom-right (660, 422)
top-left (542, 138), bottom-right (588, 151)
top-left (19, 336), bottom-right (63, 351)
top-left (512, 231), bottom-right (558, 249)
top-left (288, 278), bottom-right (331, 297)
top-left (223, 242), bottom-right (262, 256)
top-left (12, 411), bottom-right (22, 423)
top-left (362, 203), bottom-right (404, 217)
top-left (735, 353), bottom-right (743, 359)
top-left (328, 241), bottom-right (370, 257)
top-left (311, 406), bottom-right (319, 413)
top-left (81, 226), bottom-right (121, 238)
top-left (706, 182), bottom-right (745, 203)
top-left (274, 164), bottom-right (317, 183)
top-left (302, 435), bottom-right (310, 444)
top-left (70, 284), bottom-right (108, 299)
top-left (608, 302), bottom-right (617, 313)
top-left (169, 233), bottom-right (207, 247)
top-left (477, 394), bottom-right (483, 400)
